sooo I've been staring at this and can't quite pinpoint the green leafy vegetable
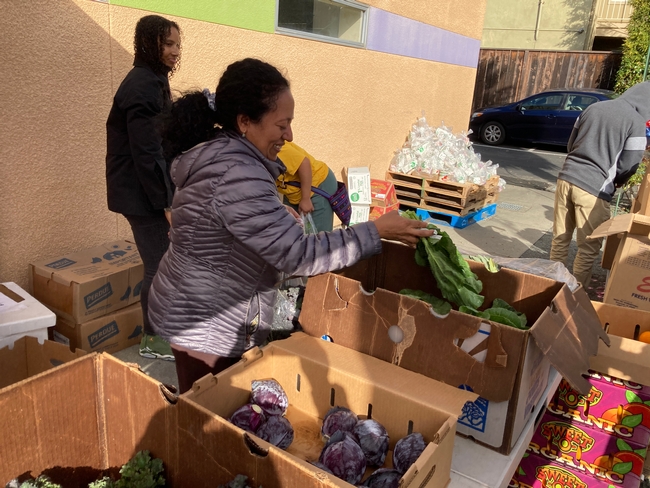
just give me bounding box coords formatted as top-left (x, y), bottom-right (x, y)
top-left (403, 210), bottom-right (484, 309)
top-left (400, 289), bottom-right (452, 316)
top-left (115, 450), bottom-right (165, 488)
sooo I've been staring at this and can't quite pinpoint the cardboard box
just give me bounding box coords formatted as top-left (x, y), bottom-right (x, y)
top-left (184, 332), bottom-right (477, 488)
top-left (527, 411), bottom-right (646, 488)
top-left (0, 353), bottom-right (356, 488)
top-left (513, 450), bottom-right (635, 488)
top-left (0, 282), bottom-right (56, 349)
top-left (591, 213), bottom-right (650, 311)
top-left (369, 179), bottom-right (400, 221)
top-left (299, 240), bottom-right (608, 454)
top-left (0, 335), bottom-right (86, 390)
top-left (29, 240), bottom-right (143, 324)
top-left (346, 167), bottom-right (372, 205)
top-left (52, 302), bottom-right (143, 354)
top-left (589, 301), bottom-right (650, 386)
top-left (350, 204), bottom-right (370, 225)
top-left (549, 375), bottom-right (650, 448)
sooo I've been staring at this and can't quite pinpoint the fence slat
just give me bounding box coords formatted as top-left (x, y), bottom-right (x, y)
top-left (472, 49), bottom-right (621, 111)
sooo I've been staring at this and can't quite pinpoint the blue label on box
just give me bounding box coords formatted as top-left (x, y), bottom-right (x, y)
top-left (458, 384), bottom-right (489, 433)
top-left (84, 283), bottom-right (113, 310)
top-left (88, 320), bottom-right (119, 348)
top-left (45, 258), bottom-right (76, 269)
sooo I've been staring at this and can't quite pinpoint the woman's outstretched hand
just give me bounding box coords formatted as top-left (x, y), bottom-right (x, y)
top-left (373, 210), bottom-right (434, 247)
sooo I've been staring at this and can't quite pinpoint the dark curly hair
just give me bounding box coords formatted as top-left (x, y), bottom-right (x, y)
top-left (161, 58), bottom-right (290, 161)
top-left (160, 91), bottom-right (218, 163)
top-left (134, 15), bottom-right (181, 76)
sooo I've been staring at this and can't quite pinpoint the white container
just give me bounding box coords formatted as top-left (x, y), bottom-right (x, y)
top-left (0, 282), bottom-right (56, 349)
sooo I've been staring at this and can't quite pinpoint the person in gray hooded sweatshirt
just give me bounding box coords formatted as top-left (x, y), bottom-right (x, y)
top-left (550, 81), bottom-right (650, 288)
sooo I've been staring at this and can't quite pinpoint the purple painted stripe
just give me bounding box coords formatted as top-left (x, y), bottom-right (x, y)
top-left (366, 8), bottom-right (480, 68)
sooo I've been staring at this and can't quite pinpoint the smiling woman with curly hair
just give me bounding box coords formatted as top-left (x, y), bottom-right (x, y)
top-left (106, 15), bottom-right (181, 361)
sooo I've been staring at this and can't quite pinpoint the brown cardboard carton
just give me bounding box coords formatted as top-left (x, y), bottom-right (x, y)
top-left (589, 301), bottom-right (650, 383)
top-left (184, 332), bottom-right (476, 488)
top-left (591, 213), bottom-right (650, 311)
top-left (0, 335), bottom-right (86, 389)
top-left (299, 240), bottom-right (608, 454)
top-left (29, 240), bottom-right (143, 324)
top-left (51, 302), bottom-right (143, 354)
top-left (0, 353), bottom-right (355, 487)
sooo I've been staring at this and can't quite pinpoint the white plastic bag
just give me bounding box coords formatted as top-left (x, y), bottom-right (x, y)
top-left (271, 212), bottom-right (318, 332)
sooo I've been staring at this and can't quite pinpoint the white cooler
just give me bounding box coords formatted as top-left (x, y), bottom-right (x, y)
top-left (0, 282), bottom-right (56, 349)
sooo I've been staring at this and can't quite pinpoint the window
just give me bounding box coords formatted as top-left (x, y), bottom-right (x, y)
top-left (277, 0), bottom-right (367, 47)
top-left (564, 95), bottom-right (599, 111)
top-left (521, 94), bottom-right (564, 111)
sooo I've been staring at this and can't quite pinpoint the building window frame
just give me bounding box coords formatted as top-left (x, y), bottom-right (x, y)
top-left (275, 0), bottom-right (368, 48)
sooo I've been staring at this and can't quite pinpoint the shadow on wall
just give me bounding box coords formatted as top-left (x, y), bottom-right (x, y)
top-left (3, 1), bottom-right (138, 288)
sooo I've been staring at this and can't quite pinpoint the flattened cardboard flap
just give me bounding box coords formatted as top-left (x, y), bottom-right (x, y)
top-left (590, 212), bottom-right (650, 239)
top-left (530, 285), bottom-right (609, 396)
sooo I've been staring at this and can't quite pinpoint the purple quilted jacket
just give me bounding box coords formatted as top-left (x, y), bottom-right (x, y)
top-left (148, 131), bottom-right (382, 357)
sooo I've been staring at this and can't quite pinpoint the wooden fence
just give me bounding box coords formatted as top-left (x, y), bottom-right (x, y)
top-left (471, 49), bottom-right (622, 112)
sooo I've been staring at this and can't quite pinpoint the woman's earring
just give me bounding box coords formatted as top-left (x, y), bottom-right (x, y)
top-left (242, 132), bottom-right (247, 138)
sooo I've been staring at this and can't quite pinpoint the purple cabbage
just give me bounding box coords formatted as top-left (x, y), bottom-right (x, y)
top-left (362, 468), bottom-right (402, 487)
top-left (353, 419), bottom-right (389, 467)
top-left (250, 379), bottom-right (289, 416)
top-left (319, 430), bottom-right (367, 485)
top-left (229, 403), bottom-right (266, 433)
top-left (255, 415), bottom-right (294, 450)
top-left (392, 432), bottom-right (426, 474)
top-left (321, 406), bottom-right (359, 440)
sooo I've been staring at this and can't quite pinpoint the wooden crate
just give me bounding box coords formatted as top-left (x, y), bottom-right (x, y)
top-left (420, 192), bottom-right (499, 216)
top-left (388, 171), bottom-right (500, 215)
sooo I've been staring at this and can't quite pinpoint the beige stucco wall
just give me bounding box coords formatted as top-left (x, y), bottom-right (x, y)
top-left (2, 0), bottom-right (485, 290)
top-left (481, 0), bottom-right (593, 50)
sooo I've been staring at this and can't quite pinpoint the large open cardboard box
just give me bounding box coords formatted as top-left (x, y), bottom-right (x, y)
top-left (184, 332), bottom-right (476, 487)
top-left (591, 213), bottom-right (650, 311)
top-left (0, 353), bottom-right (364, 487)
top-left (29, 240), bottom-right (143, 324)
top-left (299, 241), bottom-right (608, 455)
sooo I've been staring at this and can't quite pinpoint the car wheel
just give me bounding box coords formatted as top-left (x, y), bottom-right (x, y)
top-left (480, 122), bottom-right (506, 145)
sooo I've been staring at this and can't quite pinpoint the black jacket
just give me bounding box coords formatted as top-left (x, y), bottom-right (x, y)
top-left (106, 60), bottom-right (173, 216)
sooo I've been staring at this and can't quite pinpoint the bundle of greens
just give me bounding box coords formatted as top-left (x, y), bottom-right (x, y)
top-left (460, 298), bottom-right (529, 330)
top-left (9, 451), bottom-right (165, 488)
top-left (402, 210), bottom-right (483, 310)
top-left (400, 211), bottom-right (528, 330)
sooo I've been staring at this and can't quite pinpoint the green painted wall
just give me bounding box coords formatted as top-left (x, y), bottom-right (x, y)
top-left (111, 0), bottom-right (276, 33)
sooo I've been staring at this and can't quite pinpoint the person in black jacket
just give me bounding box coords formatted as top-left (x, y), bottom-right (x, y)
top-left (106, 15), bottom-right (181, 360)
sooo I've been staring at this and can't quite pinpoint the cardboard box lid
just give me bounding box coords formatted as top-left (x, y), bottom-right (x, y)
top-left (529, 284), bottom-right (610, 395)
top-left (30, 240), bottom-right (141, 286)
top-left (590, 212), bottom-right (650, 239)
top-left (236, 332), bottom-right (478, 418)
top-left (0, 282), bottom-right (55, 329)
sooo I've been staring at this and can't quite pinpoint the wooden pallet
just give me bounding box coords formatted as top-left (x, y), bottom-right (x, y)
top-left (388, 171), bottom-right (500, 214)
top-left (385, 170), bottom-right (439, 190)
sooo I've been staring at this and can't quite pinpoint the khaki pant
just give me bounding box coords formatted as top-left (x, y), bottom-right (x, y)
top-left (550, 179), bottom-right (610, 288)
